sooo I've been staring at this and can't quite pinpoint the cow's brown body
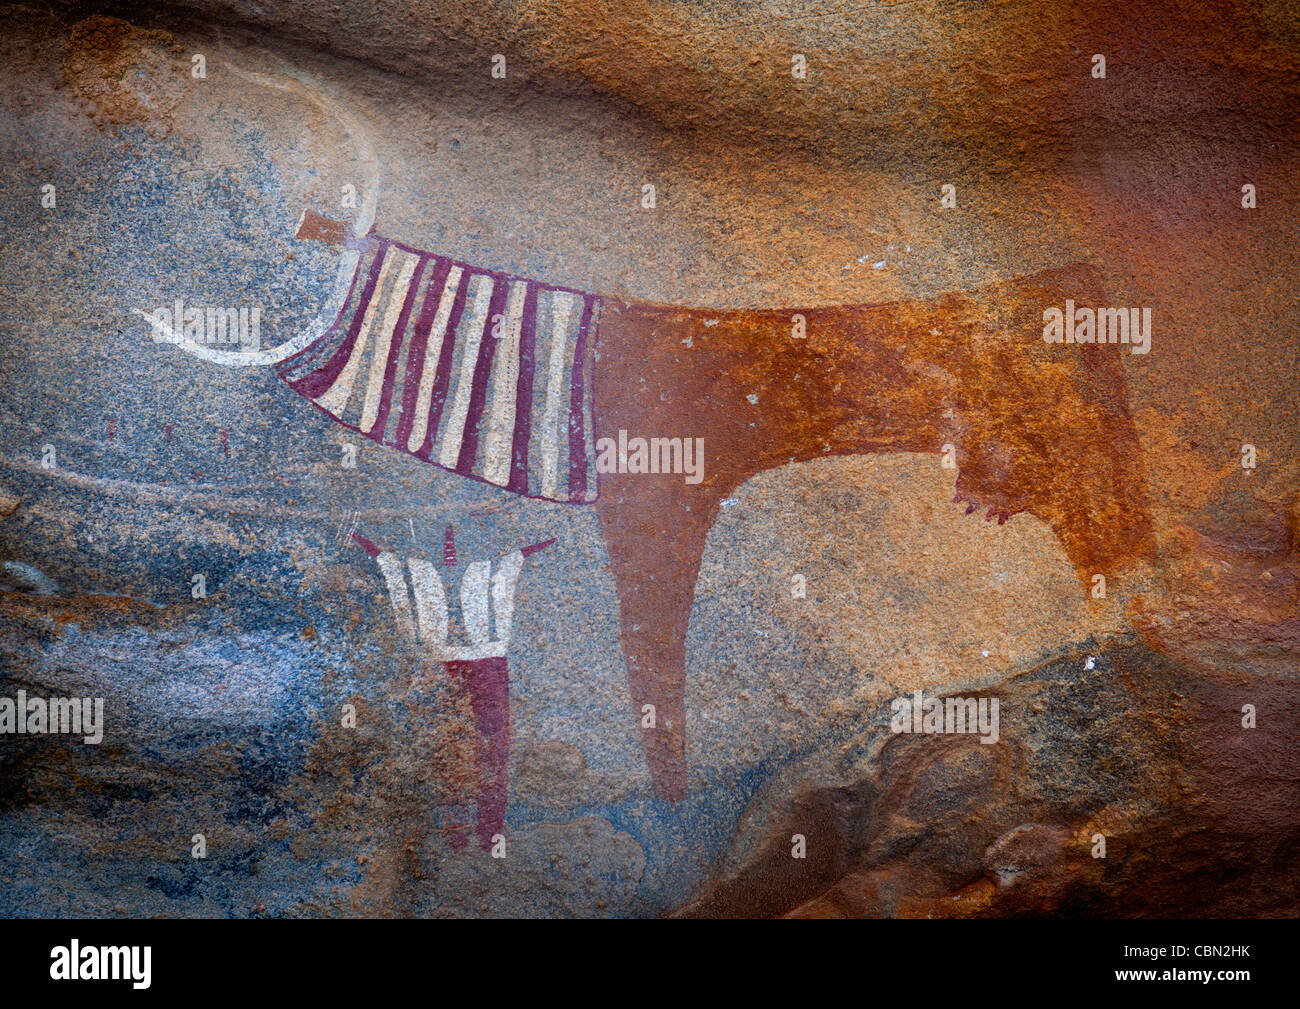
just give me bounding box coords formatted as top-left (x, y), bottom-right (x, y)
top-left (298, 213), bottom-right (1155, 802)
top-left (595, 264), bottom-right (1154, 800)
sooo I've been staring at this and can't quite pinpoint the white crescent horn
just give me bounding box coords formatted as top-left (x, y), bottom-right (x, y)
top-left (136, 56), bottom-right (381, 367)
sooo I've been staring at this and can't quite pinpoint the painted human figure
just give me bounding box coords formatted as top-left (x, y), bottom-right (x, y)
top-left (149, 91), bottom-right (1155, 806)
top-left (353, 526), bottom-right (554, 850)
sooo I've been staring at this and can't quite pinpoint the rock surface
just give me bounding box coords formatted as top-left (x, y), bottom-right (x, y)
top-left (0, 2), bottom-right (1295, 917)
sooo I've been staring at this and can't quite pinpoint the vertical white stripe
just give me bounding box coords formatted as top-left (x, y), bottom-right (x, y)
top-left (407, 557), bottom-right (448, 649)
top-left (489, 550), bottom-right (526, 648)
top-left (359, 253), bottom-right (418, 434)
top-left (460, 560), bottom-right (492, 647)
top-left (375, 551), bottom-right (415, 647)
top-left (437, 276), bottom-right (494, 469)
top-left (539, 291), bottom-right (577, 499)
top-left (480, 282), bottom-right (528, 485)
top-left (406, 265), bottom-right (463, 452)
top-left (317, 246), bottom-right (397, 416)
top-left (579, 298), bottom-right (600, 500)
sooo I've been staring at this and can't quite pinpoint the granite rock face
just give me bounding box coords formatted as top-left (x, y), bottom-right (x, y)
top-left (0, 3), bottom-right (1296, 917)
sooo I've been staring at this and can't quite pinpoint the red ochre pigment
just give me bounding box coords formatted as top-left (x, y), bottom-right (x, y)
top-left (301, 212), bottom-right (1154, 802)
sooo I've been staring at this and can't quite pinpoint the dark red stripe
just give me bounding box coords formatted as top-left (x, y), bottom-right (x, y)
top-left (279, 244), bottom-right (381, 379)
top-left (455, 277), bottom-right (508, 475)
top-left (413, 270), bottom-right (471, 460)
top-left (368, 255), bottom-right (427, 442)
top-left (393, 258), bottom-right (452, 450)
top-left (288, 240), bottom-right (388, 401)
top-left (505, 284), bottom-right (539, 494)
top-left (520, 537), bottom-right (555, 558)
top-left (351, 532), bottom-right (381, 558)
top-left (567, 296), bottom-right (596, 501)
top-left (278, 241), bottom-right (377, 373)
